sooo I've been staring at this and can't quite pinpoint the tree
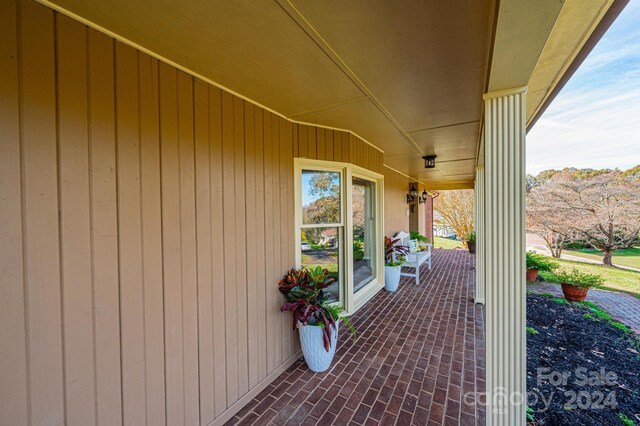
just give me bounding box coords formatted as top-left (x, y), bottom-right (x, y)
top-left (527, 170), bottom-right (640, 266)
top-left (433, 190), bottom-right (474, 244)
top-left (526, 195), bottom-right (573, 258)
top-left (302, 172), bottom-right (341, 243)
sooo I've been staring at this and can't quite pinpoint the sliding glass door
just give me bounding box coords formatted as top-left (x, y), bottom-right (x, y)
top-left (352, 176), bottom-right (377, 294)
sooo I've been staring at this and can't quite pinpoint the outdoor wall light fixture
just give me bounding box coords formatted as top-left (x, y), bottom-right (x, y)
top-left (423, 155), bottom-right (437, 168)
top-left (420, 190), bottom-right (429, 204)
top-left (406, 184), bottom-right (419, 204)
top-left (407, 185), bottom-right (430, 204)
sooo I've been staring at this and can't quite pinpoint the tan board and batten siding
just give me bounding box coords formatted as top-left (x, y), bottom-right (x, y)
top-left (382, 168), bottom-right (412, 236)
top-left (0, 1), bottom-right (412, 425)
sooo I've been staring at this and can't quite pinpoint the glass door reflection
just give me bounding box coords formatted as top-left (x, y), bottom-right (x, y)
top-left (352, 176), bottom-right (376, 294)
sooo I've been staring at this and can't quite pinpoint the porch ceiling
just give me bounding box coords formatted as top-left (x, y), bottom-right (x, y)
top-left (39, 0), bottom-right (620, 189)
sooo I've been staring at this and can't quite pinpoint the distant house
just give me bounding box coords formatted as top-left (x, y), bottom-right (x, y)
top-left (433, 212), bottom-right (458, 239)
top-left (319, 228), bottom-right (338, 247)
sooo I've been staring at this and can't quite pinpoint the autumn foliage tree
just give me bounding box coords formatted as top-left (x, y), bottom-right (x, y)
top-left (527, 178), bottom-right (575, 258)
top-left (527, 168), bottom-right (640, 266)
top-left (433, 190), bottom-right (474, 244)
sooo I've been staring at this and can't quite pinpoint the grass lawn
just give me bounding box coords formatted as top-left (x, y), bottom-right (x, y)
top-left (539, 256), bottom-right (640, 296)
top-left (301, 253), bottom-right (338, 274)
top-left (433, 236), bottom-right (464, 250)
top-left (565, 247), bottom-right (640, 269)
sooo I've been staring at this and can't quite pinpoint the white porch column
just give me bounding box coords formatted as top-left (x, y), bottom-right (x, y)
top-left (483, 86), bottom-right (527, 425)
top-left (474, 165), bottom-right (485, 304)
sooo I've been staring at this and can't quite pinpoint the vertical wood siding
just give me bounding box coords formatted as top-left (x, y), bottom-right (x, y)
top-left (382, 167), bottom-right (411, 236)
top-left (0, 1), bottom-right (393, 424)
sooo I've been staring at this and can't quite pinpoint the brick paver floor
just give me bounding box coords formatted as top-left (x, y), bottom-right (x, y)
top-left (226, 249), bottom-right (486, 426)
top-left (528, 282), bottom-right (640, 334)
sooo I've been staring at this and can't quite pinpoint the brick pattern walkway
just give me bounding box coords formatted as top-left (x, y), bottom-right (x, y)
top-left (528, 282), bottom-right (640, 334)
top-left (226, 250), bottom-right (485, 425)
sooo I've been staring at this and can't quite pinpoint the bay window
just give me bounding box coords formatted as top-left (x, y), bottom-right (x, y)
top-left (295, 159), bottom-right (384, 314)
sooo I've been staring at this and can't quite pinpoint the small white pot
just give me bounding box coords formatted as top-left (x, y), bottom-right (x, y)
top-left (298, 320), bottom-right (339, 372)
top-left (384, 265), bottom-right (402, 291)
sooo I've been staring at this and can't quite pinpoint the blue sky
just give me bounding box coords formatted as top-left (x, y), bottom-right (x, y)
top-left (526, 2), bottom-right (640, 175)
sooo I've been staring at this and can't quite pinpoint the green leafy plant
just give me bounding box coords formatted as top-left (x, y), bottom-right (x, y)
top-left (526, 327), bottom-right (539, 335)
top-left (526, 251), bottom-right (559, 272)
top-left (619, 413), bottom-right (635, 426)
top-left (324, 304), bottom-right (357, 344)
top-left (545, 269), bottom-right (604, 289)
top-left (279, 266), bottom-right (356, 351)
top-left (410, 231), bottom-right (430, 243)
top-left (353, 240), bottom-right (365, 261)
top-left (466, 230), bottom-right (476, 244)
top-left (611, 321), bottom-right (632, 334)
top-left (526, 407), bottom-right (535, 422)
top-left (385, 236), bottom-right (408, 266)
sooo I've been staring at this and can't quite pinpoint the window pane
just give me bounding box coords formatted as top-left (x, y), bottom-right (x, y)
top-left (352, 177), bottom-right (376, 294)
top-left (301, 226), bottom-right (341, 303)
top-left (301, 170), bottom-right (341, 225)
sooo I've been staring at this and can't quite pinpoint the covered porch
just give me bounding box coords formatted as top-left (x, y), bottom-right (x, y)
top-left (1, 0), bottom-right (628, 425)
top-left (227, 250), bottom-right (485, 426)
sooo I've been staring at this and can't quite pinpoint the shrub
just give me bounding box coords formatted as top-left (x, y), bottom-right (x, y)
top-left (545, 269), bottom-right (604, 289)
top-left (353, 240), bottom-right (365, 261)
top-left (526, 251), bottom-right (558, 272)
top-left (564, 240), bottom-right (591, 250)
top-left (410, 231), bottom-right (430, 243)
top-left (466, 230), bottom-right (476, 244)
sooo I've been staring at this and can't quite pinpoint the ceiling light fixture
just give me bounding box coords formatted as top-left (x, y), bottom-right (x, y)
top-left (423, 155), bottom-right (437, 168)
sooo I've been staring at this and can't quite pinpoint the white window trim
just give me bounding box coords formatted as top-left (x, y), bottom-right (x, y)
top-left (294, 158), bottom-right (385, 315)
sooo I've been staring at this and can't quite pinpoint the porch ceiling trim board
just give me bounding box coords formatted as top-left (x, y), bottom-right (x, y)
top-left (274, 0), bottom-right (424, 155)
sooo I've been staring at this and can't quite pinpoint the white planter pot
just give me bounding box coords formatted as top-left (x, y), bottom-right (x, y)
top-left (298, 320), bottom-right (339, 372)
top-left (384, 265), bottom-right (402, 291)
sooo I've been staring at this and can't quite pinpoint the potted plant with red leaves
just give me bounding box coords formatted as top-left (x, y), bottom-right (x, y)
top-left (384, 236), bottom-right (409, 292)
top-left (545, 269), bottom-right (604, 302)
top-left (279, 266), bottom-right (356, 372)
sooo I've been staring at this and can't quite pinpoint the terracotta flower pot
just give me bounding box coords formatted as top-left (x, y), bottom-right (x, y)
top-left (526, 268), bottom-right (539, 282)
top-left (467, 242), bottom-right (476, 254)
top-left (561, 284), bottom-right (589, 302)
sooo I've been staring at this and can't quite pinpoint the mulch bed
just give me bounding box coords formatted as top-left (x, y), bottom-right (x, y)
top-left (527, 293), bottom-right (640, 425)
